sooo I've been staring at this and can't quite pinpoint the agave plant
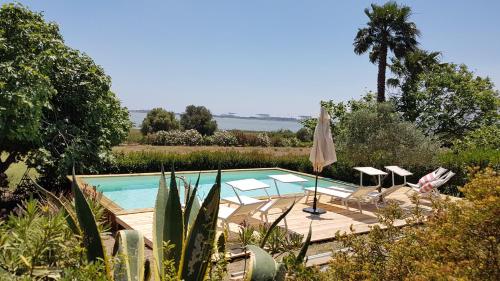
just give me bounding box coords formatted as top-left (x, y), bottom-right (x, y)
top-left (244, 202), bottom-right (313, 281)
top-left (37, 165), bottom-right (222, 281)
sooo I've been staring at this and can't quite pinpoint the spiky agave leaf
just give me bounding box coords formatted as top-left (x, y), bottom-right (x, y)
top-left (245, 245), bottom-right (281, 281)
top-left (152, 165), bottom-right (169, 279)
top-left (296, 223), bottom-right (312, 264)
top-left (259, 201), bottom-right (295, 248)
top-left (180, 170), bottom-right (221, 281)
top-left (183, 172), bottom-right (200, 234)
top-left (112, 230), bottom-right (146, 281)
top-left (70, 168), bottom-right (110, 277)
top-left (163, 166), bottom-right (184, 269)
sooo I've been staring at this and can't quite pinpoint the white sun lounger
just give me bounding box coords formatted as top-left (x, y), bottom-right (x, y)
top-left (223, 178), bottom-right (270, 206)
top-left (218, 201), bottom-right (265, 229)
top-left (258, 195), bottom-right (302, 229)
top-left (305, 185), bottom-right (379, 213)
top-left (385, 166), bottom-right (413, 186)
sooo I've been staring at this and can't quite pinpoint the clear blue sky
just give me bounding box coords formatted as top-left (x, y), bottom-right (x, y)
top-left (4, 0), bottom-right (500, 117)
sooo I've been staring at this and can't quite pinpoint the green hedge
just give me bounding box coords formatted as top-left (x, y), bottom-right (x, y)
top-left (101, 149), bottom-right (499, 196)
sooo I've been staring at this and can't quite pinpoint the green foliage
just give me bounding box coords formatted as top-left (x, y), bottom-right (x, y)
top-left (0, 199), bottom-right (107, 280)
top-left (394, 62), bottom-right (499, 145)
top-left (204, 130), bottom-right (238, 146)
top-left (0, 3), bottom-right (59, 175)
top-left (388, 49), bottom-right (442, 121)
top-left (70, 172), bottom-right (111, 278)
top-left (144, 129), bottom-right (203, 146)
top-left (0, 3), bottom-right (130, 188)
top-left (112, 230), bottom-right (148, 281)
top-left (124, 128), bottom-right (144, 144)
top-left (303, 95), bottom-right (440, 169)
top-left (141, 108), bottom-right (180, 135)
top-left (295, 127), bottom-right (313, 142)
top-left (452, 124), bottom-right (500, 152)
top-left (180, 105), bottom-right (217, 136)
top-left (255, 133), bottom-right (272, 147)
top-left (354, 1), bottom-right (419, 101)
top-left (152, 166), bottom-right (222, 281)
top-left (338, 102), bottom-right (440, 168)
top-left (324, 168), bottom-right (500, 280)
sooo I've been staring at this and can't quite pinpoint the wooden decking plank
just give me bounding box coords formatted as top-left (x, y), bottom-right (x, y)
top-left (113, 188), bottom-right (453, 248)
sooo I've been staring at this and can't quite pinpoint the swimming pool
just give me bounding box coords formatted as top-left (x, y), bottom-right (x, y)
top-left (80, 168), bottom-right (357, 211)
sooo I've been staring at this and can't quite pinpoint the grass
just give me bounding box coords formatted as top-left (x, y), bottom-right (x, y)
top-left (113, 144), bottom-right (310, 157)
top-left (2, 153), bottom-right (38, 189)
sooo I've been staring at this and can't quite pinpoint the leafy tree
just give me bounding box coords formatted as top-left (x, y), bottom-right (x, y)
top-left (302, 95), bottom-right (439, 168)
top-left (300, 94), bottom-right (377, 141)
top-left (140, 107), bottom-right (180, 135)
top-left (452, 124), bottom-right (500, 152)
top-left (296, 127), bottom-right (313, 142)
top-left (337, 102), bottom-right (439, 168)
top-left (0, 3), bottom-right (60, 176)
top-left (388, 49), bottom-right (442, 121)
top-left (354, 1), bottom-right (420, 102)
top-left (0, 4), bottom-right (130, 187)
top-left (180, 105), bottom-right (217, 135)
top-left (397, 63), bottom-right (498, 145)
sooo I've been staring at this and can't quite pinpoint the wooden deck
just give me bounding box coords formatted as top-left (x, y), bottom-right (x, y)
top-left (115, 186), bottom-right (444, 246)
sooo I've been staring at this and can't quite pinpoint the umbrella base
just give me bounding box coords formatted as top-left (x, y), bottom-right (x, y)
top-left (303, 207), bottom-right (326, 215)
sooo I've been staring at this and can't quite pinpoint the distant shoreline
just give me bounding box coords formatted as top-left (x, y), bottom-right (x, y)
top-left (128, 109), bottom-right (307, 122)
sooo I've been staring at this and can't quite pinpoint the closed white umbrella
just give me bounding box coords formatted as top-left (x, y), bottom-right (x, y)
top-left (303, 107), bottom-right (337, 215)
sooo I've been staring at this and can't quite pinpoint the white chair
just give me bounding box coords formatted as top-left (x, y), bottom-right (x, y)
top-left (258, 195), bottom-right (302, 229)
top-left (217, 201), bottom-right (265, 229)
top-left (305, 185), bottom-right (379, 213)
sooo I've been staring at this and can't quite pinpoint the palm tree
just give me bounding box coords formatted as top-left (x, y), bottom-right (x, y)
top-left (354, 1), bottom-right (420, 102)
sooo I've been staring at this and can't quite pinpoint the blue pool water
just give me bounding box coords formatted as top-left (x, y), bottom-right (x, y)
top-left (81, 169), bottom-right (357, 210)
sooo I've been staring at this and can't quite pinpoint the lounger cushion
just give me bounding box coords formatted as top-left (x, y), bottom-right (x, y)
top-left (259, 199), bottom-right (277, 212)
top-left (418, 172), bottom-right (436, 186)
top-left (420, 181), bottom-right (437, 193)
top-left (218, 206), bottom-right (236, 220)
top-left (223, 196), bottom-right (263, 205)
top-left (306, 187), bottom-right (352, 199)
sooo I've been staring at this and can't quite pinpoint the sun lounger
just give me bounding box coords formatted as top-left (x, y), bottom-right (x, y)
top-left (305, 185), bottom-right (379, 213)
top-left (407, 171), bottom-right (455, 199)
top-left (223, 195), bottom-right (265, 206)
top-left (385, 166), bottom-right (413, 186)
top-left (224, 178), bottom-right (271, 205)
top-left (217, 201), bottom-right (265, 229)
top-left (364, 184), bottom-right (405, 208)
top-left (258, 195), bottom-right (302, 229)
top-left (407, 167), bottom-right (448, 189)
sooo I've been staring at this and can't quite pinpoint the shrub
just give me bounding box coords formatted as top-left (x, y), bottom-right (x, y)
top-left (296, 127), bottom-right (313, 142)
top-left (324, 168), bottom-right (500, 280)
top-left (144, 129), bottom-right (203, 146)
top-left (230, 130), bottom-right (259, 146)
top-left (0, 200), bottom-right (107, 279)
top-left (204, 131), bottom-right (238, 146)
top-left (140, 107), bottom-right (180, 135)
top-left (180, 105), bottom-right (217, 135)
top-left (338, 102), bottom-right (440, 168)
top-left (255, 133), bottom-right (271, 147)
top-left (452, 124), bottom-right (500, 152)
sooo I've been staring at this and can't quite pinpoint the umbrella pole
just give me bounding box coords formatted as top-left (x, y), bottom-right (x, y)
top-left (312, 172), bottom-right (319, 210)
top-left (303, 170), bottom-right (326, 215)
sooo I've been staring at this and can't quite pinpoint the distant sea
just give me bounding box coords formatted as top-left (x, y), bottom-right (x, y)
top-left (130, 111), bottom-right (302, 132)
